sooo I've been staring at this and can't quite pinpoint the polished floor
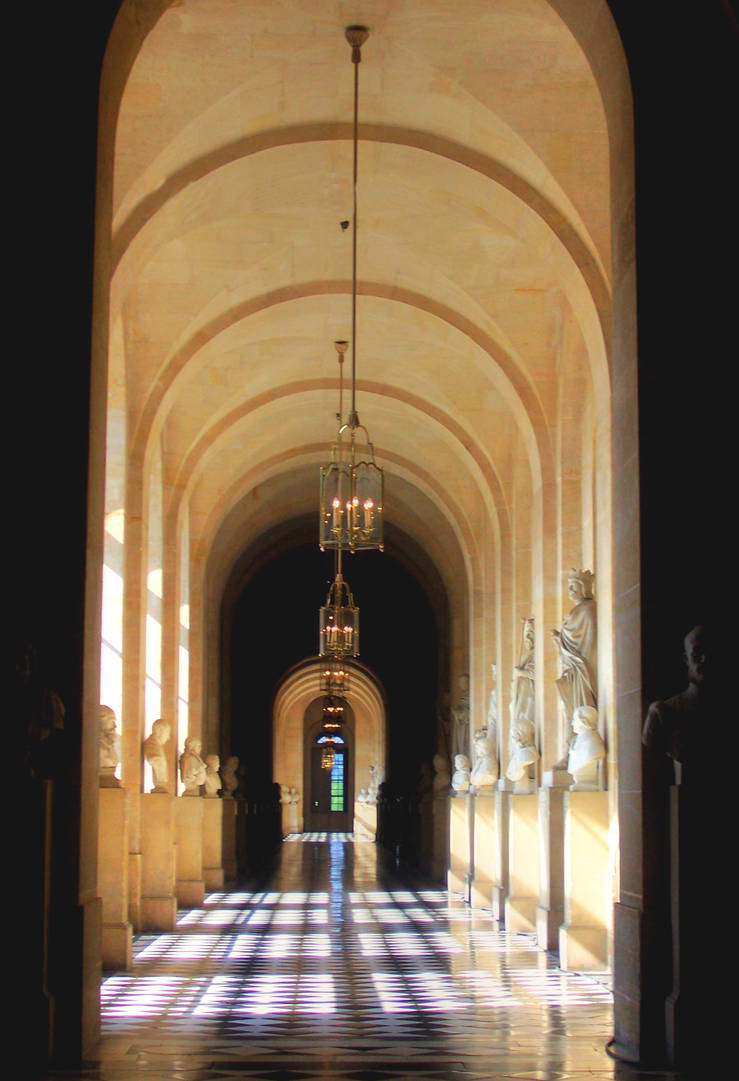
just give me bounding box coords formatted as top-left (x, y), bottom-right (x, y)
top-left (47, 834), bottom-right (695, 1081)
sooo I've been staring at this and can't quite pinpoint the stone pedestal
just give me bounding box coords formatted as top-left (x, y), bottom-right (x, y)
top-left (222, 797), bottom-right (238, 881)
top-left (203, 798), bottom-right (224, 891)
top-left (140, 793), bottom-right (177, 930)
top-left (559, 790), bottom-right (609, 970)
top-left (470, 792), bottom-right (495, 909)
top-left (236, 797), bottom-right (248, 876)
top-left (505, 792), bottom-right (539, 933)
top-left (418, 796), bottom-right (433, 871)
top-left (128, 853), bottom-right (142, 931)
top-left (431, 795), bottom-right (450, 882)
top-left (175, 796), bottom-right (205, 907)
top-left (491, 786), bottom-right (511, 922)
top-left (354, 801), bottom-right (377, 839)
top-left (281, 800), bottom-right (301, 836)
top-left (447, 794), bottom-right (471, 899)
top-left (537, 786), bottom-right (566, 951)
top-left (97, 787), bottom-right (133, 969)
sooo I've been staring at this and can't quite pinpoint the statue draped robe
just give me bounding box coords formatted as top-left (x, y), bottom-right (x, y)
top-left (555, 598), bottom-right (597, 721)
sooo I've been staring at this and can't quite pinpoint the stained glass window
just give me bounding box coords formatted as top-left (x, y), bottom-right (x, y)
top-left (330, 752), bottom-right (345, 812)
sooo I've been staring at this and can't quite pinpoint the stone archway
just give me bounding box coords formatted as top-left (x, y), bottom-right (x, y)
top-left (85, 0), bottom-right (641, 1063)
top-left (273, 660), bottom-right (386, 835)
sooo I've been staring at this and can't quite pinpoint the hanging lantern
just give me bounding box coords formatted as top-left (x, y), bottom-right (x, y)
top-left (322, 695), bottom-right (344, 720)
top-left (319, 437), bottom-right (384, 551)
top-left (318, 28), bottom-right (384, 553)
top-left (320, 659), bottom-right (350, 695)
top-left (320, 740), bottom-right (336, 771)
top-left (319, 573), bottom-right (359, 657)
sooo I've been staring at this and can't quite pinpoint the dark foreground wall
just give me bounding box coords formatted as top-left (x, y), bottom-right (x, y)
top-left (11, 1), bottom-right (736, 1070)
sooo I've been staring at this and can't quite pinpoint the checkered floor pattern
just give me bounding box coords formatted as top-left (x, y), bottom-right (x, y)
top-left (44, 834), bottom-right (690, 1080)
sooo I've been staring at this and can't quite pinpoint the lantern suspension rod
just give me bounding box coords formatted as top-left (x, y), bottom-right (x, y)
top-left (346, 25), bottom-right (369, 429)
top-left (334, 340), bottom-right (348, 427)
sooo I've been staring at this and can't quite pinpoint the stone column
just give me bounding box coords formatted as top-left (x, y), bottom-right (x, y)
top-left (470, 792), bottom-right (496, 909)
top-left (203, 798), bottom-right (224, 891)
top-left (175, 795), bottom-right (205, 906)
top-left (354, 800), bottom-right (378, 840)
top-left (491, 784), bottom-right (511, 923)
top-left (431, 793), bottom-right (450, 883)
top-left (505, 792), bottom-right (539, 933)
top-left (222, 797), bottom-right (238, 882)
top-left (447, 794), bottom-right (471, 900)
top-left (536, 782), bottom-right (566, 952)
top-left (559, 790), bottom-right (609, 970)
top-left (97, 787), bottom-right (132, 969)
top-left (140, 792), bottom-right (177, 930)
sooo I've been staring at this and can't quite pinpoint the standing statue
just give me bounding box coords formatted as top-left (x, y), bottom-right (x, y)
top-left (470, 727), bottom-right (498, 789)
top-left (451, 673), bottom-right (470, 757)
top-left (642, 625), bottom-right (709, 781)
top-left (436, 690), bottom-right (452, 761)
top-left (552, 570), bottom-right (597, 763)
top-left (222, 755), bottom-right (240, 797)
top-left (204, 754), bottom-right (222, 797)
top-left (567, 705), bottom-right (605, 787)
top-left (451, 753), bottom-right (471, 794)
top-left (179, 735), bottom-right (206, 795)
top-left (143, 718), bottom-right (171, 793)
top-left (507, 618), bottom-right (538, 781)
top-left (99, 704), bottom-right (121, 787)
top-left (486, 664), bottom-right (498, 736)
top-left (367, 764), bottom-right (384, 804)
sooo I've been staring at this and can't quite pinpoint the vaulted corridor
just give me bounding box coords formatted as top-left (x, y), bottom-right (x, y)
top-left (43, 836), bottom-right (688, 1081)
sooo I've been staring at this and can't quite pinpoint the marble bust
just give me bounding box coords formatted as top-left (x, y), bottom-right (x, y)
top-left (470, 727), bottom-right (498, 790)
top-left (143, 718), bottom-right (171, 793)
top-left (506, 718), bottom-right (539, 782)
top-left (179, 736), bottom-right (206, 795)
top-left (642, 625), bottom-right (710, 783)
top-left (222, 755), bottom-right (240, 797)
top-left (567, 705), bottom-right (605, 787)
top-left (204, 754), bottom-right (221, 797)
top-left (552, 570), bottom-right (597, 763)
top-left (451, 753), bottom-right (471, 794)
top-left (98, 704), bottom-right (121, 787)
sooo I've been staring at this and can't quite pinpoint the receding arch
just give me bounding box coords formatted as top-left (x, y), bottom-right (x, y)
top-left (87, 0), bottom-right (641, 1065)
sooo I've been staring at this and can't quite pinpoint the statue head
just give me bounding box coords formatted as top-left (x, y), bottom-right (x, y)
top-left (99, 704), bottom-right (117, 733)
top-left (151, 718), bottom-right (170, 744)
top-left (206, 754), bottom-right (220, 770)
top-left (473, 728), bottom-right (494, 755)
top-left (454, 754), bottom-right (470, 770)
top-left (683, 625), bottom-right (706, 685)
top-left (523, 617), bottom-right (535, 648)
top-left (567, 569), bottom-right (594, 601)
top-left (458, 672), bottom-right (469, 693)
top-left (433, 753), bottom-right (448, 773)
top-left (573, 705), bottom-right (598, 733)
top-left (225, 755), bottom-right (239, 770)
top-left (184, 736), bottom-right (202, 756)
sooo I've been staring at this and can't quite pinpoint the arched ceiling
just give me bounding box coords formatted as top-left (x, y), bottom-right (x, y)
top-left (109, 0), bottom-right (610, 585)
